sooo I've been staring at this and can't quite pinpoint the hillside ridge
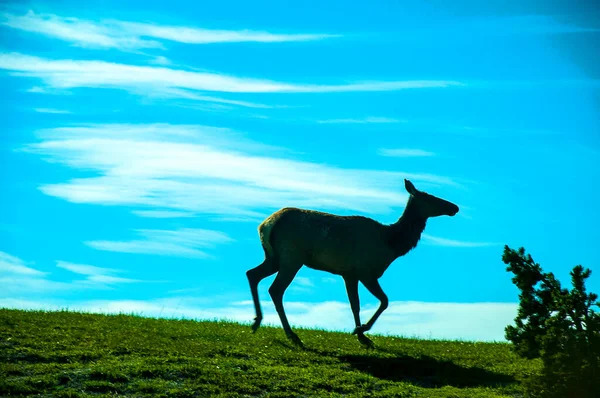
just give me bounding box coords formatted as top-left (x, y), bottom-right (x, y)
top-left (0, 309), bottom-right (540, 397)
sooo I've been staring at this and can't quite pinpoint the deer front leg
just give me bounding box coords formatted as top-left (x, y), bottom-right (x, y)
top-left (354, 278), bottom-right (389, 334)
top-left (344, 276), bottom-right (374, 348)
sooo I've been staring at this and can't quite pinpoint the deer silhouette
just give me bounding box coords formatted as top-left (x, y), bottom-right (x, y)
top-left (246, 179), bottom-right (459, 347)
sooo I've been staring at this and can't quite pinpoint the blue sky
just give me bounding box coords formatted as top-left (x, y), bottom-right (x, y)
top-left (1, 0), bottom-right (598, 342)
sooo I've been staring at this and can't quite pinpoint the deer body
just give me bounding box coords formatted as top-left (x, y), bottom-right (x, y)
top-left (246, 179), bottom-right (459, 347)
top-left (263, 208), bottom-right (403, 279)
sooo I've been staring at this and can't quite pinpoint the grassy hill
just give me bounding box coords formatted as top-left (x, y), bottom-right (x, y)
top-left (0, 309), bottom-right (540, 397)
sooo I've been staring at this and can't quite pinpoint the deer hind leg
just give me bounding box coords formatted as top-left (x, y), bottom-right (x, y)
top-left (355, 278), bottom-right (389, 335)
top-left (268, 260), bottom-right (303, 347)
top-left (344, 276), bottom-right (374, 348)
top-left (246, 258), bottom-right (278, 332)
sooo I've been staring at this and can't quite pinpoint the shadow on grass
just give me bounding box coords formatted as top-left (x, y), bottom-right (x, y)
top-left (269, 337), bottom-right (515, 389)
top-left (337, 353), bottom-right (515, 388)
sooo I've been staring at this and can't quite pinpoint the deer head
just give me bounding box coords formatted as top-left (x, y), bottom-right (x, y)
top-left (404, 179), bottom-right (459, 218)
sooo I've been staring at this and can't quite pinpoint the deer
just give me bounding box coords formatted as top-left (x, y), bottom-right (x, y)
top-left (246, 179), bottom-right (459, 348)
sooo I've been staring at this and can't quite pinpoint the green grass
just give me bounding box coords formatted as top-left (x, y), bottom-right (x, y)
top-left (0, 309), bottom-right (541, 397)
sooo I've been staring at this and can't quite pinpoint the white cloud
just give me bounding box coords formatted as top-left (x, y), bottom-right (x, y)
top-left (85, 241), bottom-right (207, 258)
top-left (2, 11), bottom-right (161, 49)
top-left (0, 251), bottom-right (46, 276)
top-left (295, 277), bottom-right (314, 288)
top-left (208, 216), bottom-right (263, 223)
top-left (27, 86), bottom-right (72, 95)
top-left (0, 52), bottom-right (464, 96)
top-left (21, 123), bottom-right (459, 218)
top-left (85, 228), bottom-right (233, 258)
top-left (0, 276), bottom-right (94, 295)
top-left (232, 299), bottom-right (518, 341)
top-left (132, 210), bottom-right (196, 218)
top-left (422, 233), bottom-right (498, 248)
top-left (34, 108), bottom-right (72, 114)
top-left (6, 12), bottom-right (596, 56)
top-left (118, 20), bottom-right (340, 44)
top-left (318, 117), bottom-right (406, 124)
top-left (55, 260), bottom-right (144, 284)
top-left (290, 276), bottom-right (315, 293)
top-left (379, 148), bottom-right (435, 157)
top-left (56, 260), bottom-right (120, 276)
top-left (87, 274), bottom-right (142, 284)
top-left (1, 10), bottom-right (338, 50)
top-left (149, 56), bottom-right (171, 65)
top-left (0, 297), bottom-right (518, 342)
top-left (145, 88), bottom-right (272, 109)
top-left (0, 251), bottom-right (153, 297)
top-left (28, 86), bottom-right (46, 93)
top-left (0, 252), bottom-right (67, 295)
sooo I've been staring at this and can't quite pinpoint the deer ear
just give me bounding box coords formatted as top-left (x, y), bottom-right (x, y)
top-left (404, 179), bottom-right (417, 195)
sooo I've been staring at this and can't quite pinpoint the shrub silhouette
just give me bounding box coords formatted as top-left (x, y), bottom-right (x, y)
top-left (502, 245), bottom-right (600, 398)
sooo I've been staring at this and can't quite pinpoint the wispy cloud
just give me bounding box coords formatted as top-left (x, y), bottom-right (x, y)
top-left (208, 216), bottom-right (263, 223)
top-left (154, 88), bottom-right (272, 109)
top-left (0, 251), bottom-right (146, 296)
top-left (295, 277), bottom-right (314, 288)
top-left (1, 10), bottom-right (339, 50)
top-left (149, 56), bottom-right (171, 66)
top-left (0, 252), bottom-right (73, 295)
top-left (0, 251), bottom-right (46, 276)
top-left (34, 108), bottom-right (72, 114)
top-left (0, 276), bottom-right (88, 296)
top-left (379, 148), bottom-right (435, 157)
top-left (421, 234), bottom-right (498, 248)
top-left (27, 86), bottom-right (71, 95)
top-left (21, 123), bottom-right (458, 218)
top-left (56, 260), bottom-right (142, 284)
top-left (132, 210), bottom-right (196, 218)
top-left (119, 20), bottom-right (340, 44)
top-left (88, 275), bottom-right (144, 284)
top-left (85, 228), bottom-right (233, 258)
top-left (290, 276), bottom-right (315, 293)
top-left (2, 11), bottom-right (161, 50)
top-left (0, 297), bottom-right (518, 341)
top-left (0, 52), bottom-right (464, 97)
top-left (318, 117), bottom-right (405, 124)
top-left (56, 261), bottom-right (120, 276)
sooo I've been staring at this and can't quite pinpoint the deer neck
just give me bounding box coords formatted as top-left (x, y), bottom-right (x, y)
top-left (388, 199), bottom-right (427, 258)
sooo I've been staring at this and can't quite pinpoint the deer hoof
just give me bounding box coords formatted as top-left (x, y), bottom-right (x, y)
top-left (357, 333), bottom-right (375, 349)
top-left (251, 317), bottom-right (262, 333)
top-left (286, 331), bottom-right (304, 348)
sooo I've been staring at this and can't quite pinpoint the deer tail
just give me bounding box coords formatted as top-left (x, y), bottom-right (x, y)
top-left (258, 216), bottom-right (277, 259)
